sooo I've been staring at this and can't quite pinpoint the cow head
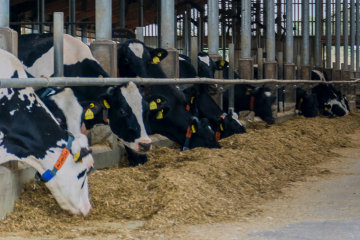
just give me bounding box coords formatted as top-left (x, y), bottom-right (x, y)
top-left (96, 82), bottom-right (152, 153)
top-left (216, 111), bottom-right (246, 139)
top-left (246, 86), bottom-right (276, 124)
top-left (197, 52), bottom-right (229, 94)
top-left (32, 133), bottom-right (94, 216)
top-left (118, 39), bottom-right (168, 78)
top-left (299, 94), bottom-right (319, 118)
top-left (324, 98), bottom-right (349, 117)
top-left (187, 117), bottom-right (221, 149)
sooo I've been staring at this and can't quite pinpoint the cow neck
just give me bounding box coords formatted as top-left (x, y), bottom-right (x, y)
top-left (215, 113), bottom-right (227, 141)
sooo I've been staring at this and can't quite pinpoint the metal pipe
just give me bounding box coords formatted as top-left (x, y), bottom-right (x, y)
top-left (326, 0), bottom-right (332, 68)
top-left (81, 24), bottom-right (87, 43)
top-left (208, 0), bottom-right (219, 54)
top-left (228, 43), bottom-right (235, 113)
top-left (285, 0), bottom-right (293, 64)
top-left (40, 0), bottom-right (45, 33)
top-left (120, 0), bottom-right (126, 44)
top-left (95, 0), bottom-right (112, 40)
top-left (257, 48), bottom-right (263, 79)
top-left (351, 0), bottom-right (355, 71)
top-left (297, 55), bottom-right (301, 79)
top-left (136, 27), bottom-right (144, 42)
top-left (232, 0), bottom-right (237, 45)
top-left (241, 0), bottom-right (251, 58)
top-left (0, 0), bottom-right (9, 28)
top-left (0, 77), bottom-right (358, 89)
top-left (278, 52), bottom-right (283, 79)
top-left (315, 0), bottom-right (322, 67)
top-left (138, 0), bottom-right (143, 27)
top-left (302, 0), bottom-right (309, 65)
top-left (344, 0), bottom-right (349, 70)
top-left (174, 0), bottom-right (177, 49)
top-left (221, 0), bottom-right (226, 59)
top-left (191, 37), bottom-right (198, 75)
top-left (53, 12), bottom-right (64, 78)
top-left (161, 0), bottom-right (175, 49)
top-left (157, 0), bottom-right (161, 48)
top-left (266, 0), bottom-right (275, 61)
top-left (69, 0), bottom-right (76, 36)
top-left (183, 7), bottom-right (189, 56)
top-left (335, 0), bottom-right (340, 70)
top-left (357, 0), bottom-right (360, 71)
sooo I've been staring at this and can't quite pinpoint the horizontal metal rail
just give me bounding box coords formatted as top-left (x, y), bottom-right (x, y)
top-left (0, 77), bottom-right (360, 89)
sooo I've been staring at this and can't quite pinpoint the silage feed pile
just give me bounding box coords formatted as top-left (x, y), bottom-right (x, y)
top-left (1, 112), bottom-right (360, 238)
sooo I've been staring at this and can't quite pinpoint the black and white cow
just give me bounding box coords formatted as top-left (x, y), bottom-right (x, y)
top-left (311, 70), bottom-right (350, 117)
top-left (18, 34), bottom-right (153, 154)
top-left (296, 87), bottom-right (319, 117)
top-left (0, 49), bottom-right (93, 216)
top-left (118, 40), bottom-right (221, 151)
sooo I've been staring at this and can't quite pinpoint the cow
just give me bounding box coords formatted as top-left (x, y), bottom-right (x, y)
top-left (117, 40), bottom-right (221, 152)
top-left (18, 34), bottom-right (153, 156)
top-left (296, 87), bottom-right (319, 117)
top-left (311, 70), bottom-right (350, 117)
top-left (0, 49), bottom-right (93, 216)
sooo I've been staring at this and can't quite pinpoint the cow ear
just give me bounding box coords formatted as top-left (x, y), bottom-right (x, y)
top-left (97, 93), bottom-right (113, 110)
top-left (80, 101), bottom-right (103, 120)
top-left (189, 117), bottom-right (200, 134)
top-left (145, 94), bottom-right (168, 111)
top-left (149, 48), bottom-right (168, 64)
top-left (187, 87), bottom-right (199, 106)
top-left (215, 59), bottom-right (229, 70)
top-left (150, 106), bottom-right (171, 120)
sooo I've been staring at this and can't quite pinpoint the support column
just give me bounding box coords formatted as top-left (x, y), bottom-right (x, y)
top-left (228, 43), bottom-right (235, 114)
top-left (138, 0), bottom-right (143, 27)
top-left (264, 0), bottom-right (277, 79)
top-left (334, 0), bottom-right (342, 80)
top-left (54, 12), bottom-right (64, 78)
top-left (257, 48), bottom-right (263, 79)
top-left (343, 0), bottom-right (350, 81)
top-left (284, 0), bottom-right (295, 81)
top-left (351, 0), bottom-right (355, 77)
top-left (90, 0), bottom-right (117, 77)
top-left (136, 27), bottom-right (144, 42)
top-left (120, 0), bottom-right (126, 44)
top-left (314, 0), bottom-right (322, 69)
top-left (357, 0), bottom-right (360, 77)
top-left (160, 0), bottom-right (179, 78)
top-left (239, 0), bottom-right (253, 80)
top-left (68, 0), bottom-right (76, 36)
top-left (0, 0), bottom-right (18, 56)
top-left (81, 24), bottom-right (87, 43)
top-left (301, 0), bottom-right (311, 80)
top-left (208, 0), bottom-right (223, 108)
top-left (190, 37), bottom-right (198, 75)
top-left (325, 0), bottom-right (333, 80)
top-left (40, 0), bottom-right (45, 33)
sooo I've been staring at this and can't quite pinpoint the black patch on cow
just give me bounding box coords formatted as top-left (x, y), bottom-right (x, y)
top-left (11, 71), bottom-right (18, 78)
top-left (77, 169), bottom-right (87, 179)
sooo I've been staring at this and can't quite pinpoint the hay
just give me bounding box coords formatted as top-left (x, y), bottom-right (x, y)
top-left (1, 111), bottom-right (360, 238)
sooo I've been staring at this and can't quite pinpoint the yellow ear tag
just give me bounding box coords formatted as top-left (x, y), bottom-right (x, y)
top-left (300, 98), bottom-right (303, 102)
top-left (85, 109), bottom-right (94, 120)
top-left (325, 107), bottom-right (328, 111)
top-left (152, 56), bottom-right (160, 64)
top-left (220, 60), bottom-right (225, 67)
top-left (246, 90), bottom-right (250, 95)
top-left (90, 103), bottom-right (95, 108)
top-left (156, 110), bottom-right (163, 119)
top-left (150, 101), bottom-right (157, 110)
top-left (158, 53), bottom-right (162, 57)
top-left (157, 99), bottom-right (161, 103)
top-left (103, 100), bottom-right (110, 109)
top-left (220, 124), bottom-right (224, 131)
top-left (74, 151), bottom-right (81, 162)
top-left (191, 125), bottom-right (196, 133)
top-left (190, 96), bottom-right (195, 104)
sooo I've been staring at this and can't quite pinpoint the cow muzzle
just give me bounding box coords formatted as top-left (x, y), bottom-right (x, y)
top-left (138, 142), bottom-right (153, 152)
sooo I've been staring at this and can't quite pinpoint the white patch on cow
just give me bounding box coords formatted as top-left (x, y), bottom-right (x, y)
top-left (50, 88), bottom-right (83, 135)
top-left (208, 126), bottom-right (212, 130)
top-left (179, 57), bottom-right (185, 61)
top-left (312, 70), bottom-right (326, 82)
top-left (129, 43), bottom-right (144, 59)
top-left (264, 91), bottom-right (272, 97)
top-left (120, 82), bottom-right (151, 151)
top-left (198, 56), bottom-right (210, 66)
top-left (327, 99), bottom-right (349, 116)
top-left (23, 34), bottom-right (98, 78)
top-left (231, 113), bottom-right (244, 127)
top-left (10, 109), bottom-right (18, 115)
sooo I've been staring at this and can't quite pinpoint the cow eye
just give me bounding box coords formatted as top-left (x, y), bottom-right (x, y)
top-left (124, 58), bottom-right (130, 64)
top-left (118, 108), bottom-right (126, 115)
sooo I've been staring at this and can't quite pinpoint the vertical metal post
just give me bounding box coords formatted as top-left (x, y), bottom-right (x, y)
top-left (315, 0), bottom-right (322, 67)
top-left (232, 0), bottom-right (237, 45)
top-left (228, 43), bottom-right (235, 113)
top-left (81, 24), bottom-right (87, 43)
top-left (297, 55), bottom-right (301, 79)
top-left (120, 0), bottom-right (126, 44)
top-left (54, 12), bottom-right (64, 78)
top-left (96, 0), bottom-right (112, 40)
top-left (191, 37), bottom-right (198, 75)
top-left (0, 0), bottom-right (9, 28)
top-left (335, 0), bottom-right (340, 70)
top-left (285, 0), bottom-right (293, 64)
top-left (351, 0), bottom-right (355, 72)
top-left (326, 0), bottom-right (332, 68)
top-left (69, 0), bottom-right (76, 37)
top-left (241, 0), bottom-right (251, 59)
top-left (40, 0), bottom-right (45, 33)
top-left (161, 0), bottom-right (175, 49)
top-left (208, 0), bottom-right (219, 55)
top-left (357, 0), bottom-right (360, 72)
top-left (257, 48), bottom-right (263, 79)
top-left (302, 0), bottom-right (309, 66)
top-left (136, 27), bottom-right (144, 42)
top-left (183, 5), bottom-right (191, 56)
top-left (138, 0), bottom-right (143, 27)
top-left (174, 0), bottom-right (177, 49)
top-left (344, 0), bottom-right (349, 70)
top-left (221, 0), bottom-right (226, 59)
top-left (266, 0), bottom-right (275, 61)
top-left (198, 11), bottom-right (203, 51)
top-left (278, 52), bottom-right (283, 79)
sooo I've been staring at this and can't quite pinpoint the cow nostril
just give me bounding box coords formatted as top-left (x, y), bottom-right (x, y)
top-left (138, 142), bottom-right (152, 151)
